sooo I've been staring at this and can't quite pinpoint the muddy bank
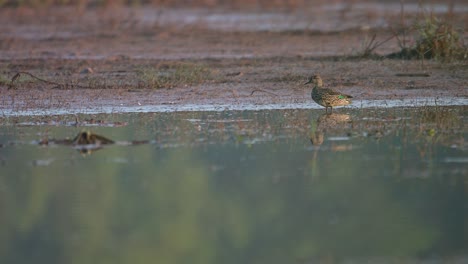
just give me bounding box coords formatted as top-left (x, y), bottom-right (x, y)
top-left (1, 56), bottom-right (467, 115)
top-left (0, 4), bottom-right (467, 115)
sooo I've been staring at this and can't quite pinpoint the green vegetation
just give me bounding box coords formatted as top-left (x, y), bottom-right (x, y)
top-left (387, 11), bottom-right (467, 61)
top-left (136, 62), bottom-right (213, 89)
top-left (416, 104), bottom-right (461, 143)
top-left (413, 15), bottom-right (467, 60)
top-left (0, 72), bottom-right (38, 89)
top-left (0, 74), bottom-right (10, 87)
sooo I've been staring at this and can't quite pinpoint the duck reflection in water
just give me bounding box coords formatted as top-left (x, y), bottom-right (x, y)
top-left (39, 131), bottom-right (115, 155)
top-left (310, 113), bottom-right (352, 146)
top-left (72, 131), bottom-right (115, 155)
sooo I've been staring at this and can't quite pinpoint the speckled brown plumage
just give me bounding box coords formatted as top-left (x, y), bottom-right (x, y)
top-left (304, 74), bottom-right (353, 113)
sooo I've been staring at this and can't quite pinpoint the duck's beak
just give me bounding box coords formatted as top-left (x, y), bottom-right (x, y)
top-left (304, 80), bottom-right (312, 85)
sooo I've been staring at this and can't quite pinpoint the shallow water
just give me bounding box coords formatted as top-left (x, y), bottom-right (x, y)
top-left (2, 97), bottom-right (467, 116)
top-left (0, 106), bottom-right (467, 263)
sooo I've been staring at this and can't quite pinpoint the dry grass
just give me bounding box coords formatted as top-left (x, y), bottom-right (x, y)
top-left (413, 15), bottom-right (467, 61)
top-left (136, 62), bottom-right (213, 89)
top-left (386, 4), bottom-right (467, 61)
top-left (358, 32), bottom-right (394, 58)
top-left (1, 72), bottom-right (40, 89)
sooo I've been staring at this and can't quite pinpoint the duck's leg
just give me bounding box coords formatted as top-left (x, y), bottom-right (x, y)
top-left (330, 107), bottom-right (333, 113)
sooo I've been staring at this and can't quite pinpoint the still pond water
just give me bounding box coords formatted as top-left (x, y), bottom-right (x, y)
top-left (0, 106), bottom-right (467, 263)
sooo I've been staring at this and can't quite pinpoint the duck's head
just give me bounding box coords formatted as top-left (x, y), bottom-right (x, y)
top-left (304, 74), bottom-right (323, 87)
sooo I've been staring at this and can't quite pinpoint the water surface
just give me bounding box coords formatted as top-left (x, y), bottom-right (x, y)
top-left (0, 106), bottom-right (467, 263)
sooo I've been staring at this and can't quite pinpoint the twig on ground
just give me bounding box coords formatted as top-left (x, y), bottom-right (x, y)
top-left (9, 71), bottom-right (93, 90)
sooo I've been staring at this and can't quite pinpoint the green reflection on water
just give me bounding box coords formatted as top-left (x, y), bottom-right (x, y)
top-left (0, 106), bottom-right (467, 263)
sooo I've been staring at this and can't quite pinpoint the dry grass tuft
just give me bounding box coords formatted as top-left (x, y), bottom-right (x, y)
top-left (388, 11), bottom-right (467, 61)
top-left (136, 62), bottom-right (213, 89)
top-left (413, 15), bottom-right (467, 61)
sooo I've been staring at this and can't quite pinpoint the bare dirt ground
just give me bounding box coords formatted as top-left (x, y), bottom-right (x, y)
top-left (0, 2), bottom-right (467, 114)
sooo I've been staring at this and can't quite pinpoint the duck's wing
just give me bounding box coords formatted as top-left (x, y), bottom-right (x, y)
top-left (342, 93), bottom-right (353, 99)
top-left (321, 88), bottom-right (353, 98)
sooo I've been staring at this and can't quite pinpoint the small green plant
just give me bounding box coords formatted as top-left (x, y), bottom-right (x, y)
top-left (137, 62), bottom-right (212, 89)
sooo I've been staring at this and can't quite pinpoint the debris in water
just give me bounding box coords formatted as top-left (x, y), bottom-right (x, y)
top-left (72, 131), bottom-right (114, 145)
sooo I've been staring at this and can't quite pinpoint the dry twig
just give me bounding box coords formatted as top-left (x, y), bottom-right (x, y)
top-left (8, 71), bottom-right (93, 90)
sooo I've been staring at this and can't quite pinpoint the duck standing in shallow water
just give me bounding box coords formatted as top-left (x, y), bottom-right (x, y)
top-left (304, 74), bottom-right (353, 113)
